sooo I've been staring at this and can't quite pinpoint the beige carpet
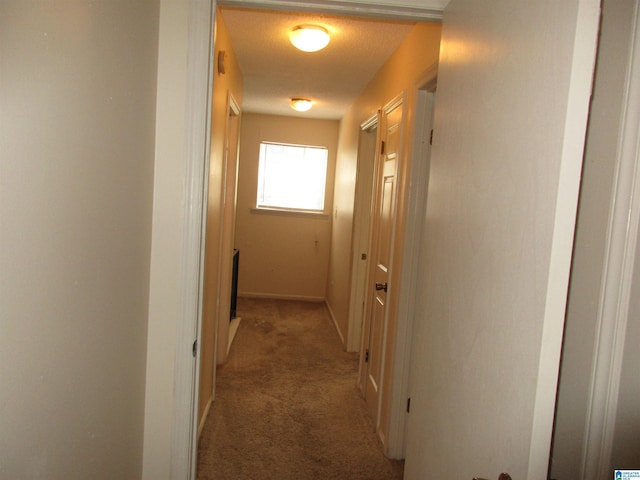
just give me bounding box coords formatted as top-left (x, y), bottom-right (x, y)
top-left (197, 297), bottom-right (404, 480)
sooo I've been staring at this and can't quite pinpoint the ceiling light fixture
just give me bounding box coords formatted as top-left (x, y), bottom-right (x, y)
top-left (290, 97), bottom-right (313, 112)
top-left (289, 25), bottom-right (330, 52)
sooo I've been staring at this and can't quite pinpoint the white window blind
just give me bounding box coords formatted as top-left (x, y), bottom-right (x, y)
top-left (257, 142), bottom-right (328, 212)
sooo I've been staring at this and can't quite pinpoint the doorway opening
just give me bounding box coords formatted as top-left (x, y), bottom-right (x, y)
top-left (188, 2), bottom-right (442, 476)
top-left (198, 92), bottom-right (241, 440)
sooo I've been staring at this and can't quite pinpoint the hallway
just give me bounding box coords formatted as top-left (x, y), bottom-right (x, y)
top-left (196, 298), bottom-right (403, 480)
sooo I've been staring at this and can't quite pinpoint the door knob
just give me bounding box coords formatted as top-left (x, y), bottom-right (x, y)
top-left (375, 282), bottom-right (388, 292)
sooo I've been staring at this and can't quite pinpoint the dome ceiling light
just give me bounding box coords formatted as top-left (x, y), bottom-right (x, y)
top-left (290, 97), bottom-right (313, 112)
top-left (289, 25), bottom-right (330, 53)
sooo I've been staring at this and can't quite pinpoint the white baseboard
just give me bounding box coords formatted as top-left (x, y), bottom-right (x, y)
top-left (227, 317), bottom-right (241, 354)
top-left (378, 429), bottom-right (387, 453)
top-left (325, 300), bottom-right (345, 345)
top-left (197, 396), bottom-right (212, 440)
top-left (238, 291), bottom-right (325, 302)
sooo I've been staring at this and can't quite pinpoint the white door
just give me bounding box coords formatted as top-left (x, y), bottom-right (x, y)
top-left (403, 1), bottom-right (600, 479)
top-left (347, 116), bottom-right (378, 353)
top-left (361, 99), bottom-right (403, 424)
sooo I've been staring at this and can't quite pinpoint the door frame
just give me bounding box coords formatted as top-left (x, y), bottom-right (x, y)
top-left (347, 113), bottom-right (380, 353)
top-left (214, 92), bottom-right (241, 366)
top-left (582, 3), bottom-right (640, 477)
top-left (385, 68), bottom-right (437, 458)
top-left (171, 2), bottom-right (448, 478)
top-left (169, 1), bottom-right (216, 478)
top-left (199, 92), bottom-right (240, 440)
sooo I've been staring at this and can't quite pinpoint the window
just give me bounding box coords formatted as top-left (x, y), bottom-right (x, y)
top-left (257, 142), bottom-right (328, 212)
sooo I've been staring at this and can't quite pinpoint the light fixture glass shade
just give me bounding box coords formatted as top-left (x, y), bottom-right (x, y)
top-left (290, 98), bottom-right (313, 112)
top-left (289, 25), bottom-right (330, 52)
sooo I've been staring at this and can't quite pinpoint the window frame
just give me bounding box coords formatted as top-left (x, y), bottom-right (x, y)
top-left (255, 141), bottom-right (330, 215)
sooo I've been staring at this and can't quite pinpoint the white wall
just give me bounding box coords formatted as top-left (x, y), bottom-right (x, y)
top-left (0, 1), bottom-right (159, 478)
top-left (403, 0), bottom-right (598, 477)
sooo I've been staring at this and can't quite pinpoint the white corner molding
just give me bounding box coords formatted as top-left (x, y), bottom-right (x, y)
top-left (171, 1), bottom-right (216, 479)
top-left (527, 1), bottom-right (602, 477)
top-left (582, 2), bottom-right (640, 479)
top-left (217, 0), bottom-right (445, 21)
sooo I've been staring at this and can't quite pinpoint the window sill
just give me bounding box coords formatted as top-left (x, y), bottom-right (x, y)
top-left (250, 207), bottom-right (329, 219)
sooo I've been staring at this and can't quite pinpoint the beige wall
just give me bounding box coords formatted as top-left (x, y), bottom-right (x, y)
top-left (0, 1), bottom-right (159, 478)
top-left (198, 9), bottom-right (244, 427)
top-left (235, 113), bottom-right (339, 301)
top-left (550, 0), bottom-right (636, 476)
top-left (326, 23), bottom-right (441, 343)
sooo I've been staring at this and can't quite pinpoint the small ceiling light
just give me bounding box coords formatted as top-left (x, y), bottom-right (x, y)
top-left (290, 97), bottom-right (313, 112)
top-left (289, 25), bottom-right (330, 52)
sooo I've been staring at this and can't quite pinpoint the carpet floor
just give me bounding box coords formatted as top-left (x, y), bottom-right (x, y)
top-left (196, 297), bottom-right (404, 480)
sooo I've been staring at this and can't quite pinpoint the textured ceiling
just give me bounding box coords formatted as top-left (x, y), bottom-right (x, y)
top-left (220, 7), bottom-right (415, 119)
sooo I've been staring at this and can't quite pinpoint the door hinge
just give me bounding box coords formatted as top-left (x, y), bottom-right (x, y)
top-left (192, 340), bottom-right (198, 358)
top-left (407, 397), bottom-right (411, 413)
top-left (365, 349), bottom-right (369, 363)
top-left (361, 253), bottom-right (367, 260)
top-left (430, 129), bottom-right (433, 145)
top-left (380, 140), bottom-right (385, 155)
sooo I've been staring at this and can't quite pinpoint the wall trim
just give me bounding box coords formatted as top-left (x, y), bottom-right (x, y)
top-left (239, 292), bottom-right (326, 302)
top-left (526, 2), bottom-right (601, 476)
top-left (197, 396), bottom-right (213, 440)
top-left (250, 207), bottom-right (330, 219)
top-left (217, 0), bottom-right (445, 22)
top-left (174, 1), bottom-right (447, 478)
top-left (171, 1), bottom-right (216, 479)
top-left (346, 112), bottom-right (379, 353)
top-left (361, 112), bottom-right (379, 131)
top-left (582, 2), bottom-right (640, 478)
top-left (385, 66), bottom-right (437, 459)
top-left (213, 92), bottom-right (242, 367)
top-left (325, 299), bottom-right (346, 344)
